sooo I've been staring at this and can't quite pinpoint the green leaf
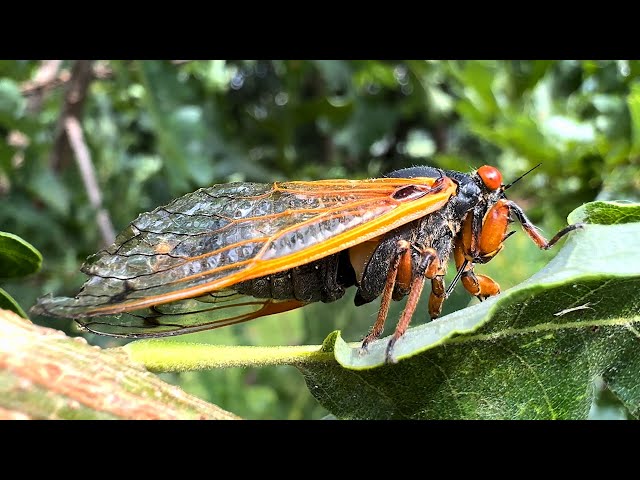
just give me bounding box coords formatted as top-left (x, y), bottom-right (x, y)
top-left (569, 200), bottom-right (640, 225)
top-left (297, 202), bottom-right (640, 419)
top-left (0, 287), bottom-right (27, 317)
top-left (135, 60), bottom-right (191, 193)
top-left (448, 61), bottom-right (500, 119)
top-left (27, 170), bottom-right (71, 217)
top-left (311, 60), bottom-right (353, 94)
top-left (0, 232), bottom-right (43, 278)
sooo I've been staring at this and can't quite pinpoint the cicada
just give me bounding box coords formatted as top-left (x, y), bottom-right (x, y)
top-left (33, 164), bottom-right (582, 362)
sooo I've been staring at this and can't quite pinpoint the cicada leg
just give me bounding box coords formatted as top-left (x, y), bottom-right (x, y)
top-left (384, 246), bottom-right (439, 364)
top-left (453, 227), bottom-right (503, 301)
top-left (360, 240), bottom-right (411, 353)
top-left (359, 242), bottom-right (441, 364)
top-left (452, 198), bottom-right (584, 303)
top-left (427, 265), bottom-right (447, 319)
top-left (506, 201), bottom-right (584, 250)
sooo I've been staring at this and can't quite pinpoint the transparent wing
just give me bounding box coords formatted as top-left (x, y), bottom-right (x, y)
top-left (77, 291), bottom-right (305, 337)
top-left (33, 176), bottom-right (456, 321)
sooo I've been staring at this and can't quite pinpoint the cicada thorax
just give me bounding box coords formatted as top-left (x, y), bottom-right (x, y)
top-left (447, 170), bottom-right (514, 302)
top-left (354, 185), bottom-right (486, 358)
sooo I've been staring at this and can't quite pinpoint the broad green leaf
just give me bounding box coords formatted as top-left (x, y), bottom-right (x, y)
top-left (333, 102), bottom-right (399, 157)
top-left (448, 61), bottom-right (500, 119)
top-left (0, 232), bottom-right (43, 278)
top-left (352, 61), bottom-right (398, 90)
top-left (136, 60), bottom-right (191, 193)
top-left (297, 202), bottom-right (640, 419)
top-left (311, 60), bottom-right (353, 94)
top-left (569, 200), bottom-right (640, 225)
top-left (0, 287), bottom-right (27, 317)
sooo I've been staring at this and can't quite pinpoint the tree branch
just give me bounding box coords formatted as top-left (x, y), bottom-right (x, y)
top-left (0, 309), bottom-right (239, 420)
top-left (65, 116), bottom-right (116, 246)
top-left (45, 60), bottom-right (116, 247)
top-left (23, 60), bottom-right (64, 113)
top-left (21, 61), bottom-right (113, 100)
top-left (49, 60), bottom-right (94, 171)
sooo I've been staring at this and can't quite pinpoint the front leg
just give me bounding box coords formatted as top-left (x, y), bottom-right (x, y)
top-left (460, 268), bottom-right (501, 301)
top-left (507, 201), bottom-right (584, 250)
top-left (453, 232), bottom-right (502, 301)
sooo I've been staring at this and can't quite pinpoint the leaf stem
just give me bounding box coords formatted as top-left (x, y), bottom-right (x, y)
top-left (122, 339), bottom-right (335, 372)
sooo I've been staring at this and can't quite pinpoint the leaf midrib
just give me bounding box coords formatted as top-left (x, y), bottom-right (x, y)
top-left (446, 315), bottom-right (640, 345)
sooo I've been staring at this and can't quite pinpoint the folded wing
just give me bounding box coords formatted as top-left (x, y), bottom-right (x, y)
top-left (33, 176), bottom-right (456, 323)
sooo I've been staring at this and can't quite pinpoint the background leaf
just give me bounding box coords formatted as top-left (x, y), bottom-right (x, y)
top-left (0, 232), bottom-right (42, 278)
top-left (0, 287), bottom-right (27, 317)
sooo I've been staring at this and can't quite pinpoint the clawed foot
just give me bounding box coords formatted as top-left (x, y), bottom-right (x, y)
top-left (384, 337), bottom-right (398, 364)
top-left (360, 334), bottom-right (400, 364)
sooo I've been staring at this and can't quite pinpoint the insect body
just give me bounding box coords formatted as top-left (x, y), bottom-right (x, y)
top-left (33, 165), bottom-right (582, 363)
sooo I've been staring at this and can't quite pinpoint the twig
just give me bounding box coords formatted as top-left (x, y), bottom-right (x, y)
top-left (65, 116), bottom-right (116, 246)
top-left (46, 60), bottom-right (116, 247)
top-left (23, 60), bottom-right (64, 112)
top-left (32, 60), bottom-right (63, 84)
top-left (49, 60), bottom-right (94, 171)
top-left (21, 61), bottom-right (112, 97)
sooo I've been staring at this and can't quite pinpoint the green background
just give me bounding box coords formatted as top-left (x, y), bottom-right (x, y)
top-left (1, 60), bottom-right (638, 419)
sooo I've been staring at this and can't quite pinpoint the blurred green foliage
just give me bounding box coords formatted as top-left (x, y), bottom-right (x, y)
top-left (1, 60), bottom-right (638, 419)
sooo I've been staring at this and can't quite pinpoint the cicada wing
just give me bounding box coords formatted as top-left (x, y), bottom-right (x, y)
top-left (33, 176), bottom-right (456, 320)
top-left (77, 291), bottom-right (306, 337)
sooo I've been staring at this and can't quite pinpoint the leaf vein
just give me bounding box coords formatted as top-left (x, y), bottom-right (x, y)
top-left (347, 369), bottom-right (411, 419)
top-left (502, 345), bottom-right (557, 419)
top-left (624, 323), bottom-right (640, 340)
top-left (424, 354), bottom-right (465, 417)
top-left (446, 316), bottom-right (640, 345)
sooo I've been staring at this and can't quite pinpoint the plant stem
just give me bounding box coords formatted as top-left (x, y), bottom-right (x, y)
top-left (123, 339), bottom-right (335, 372)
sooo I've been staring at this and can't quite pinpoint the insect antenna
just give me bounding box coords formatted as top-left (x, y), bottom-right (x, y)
top-left (503, 163), bottom-right (542, 191)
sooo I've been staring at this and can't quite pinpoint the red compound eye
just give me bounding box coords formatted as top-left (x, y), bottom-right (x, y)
top-left (477, 165), bottom-right (503, 191)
